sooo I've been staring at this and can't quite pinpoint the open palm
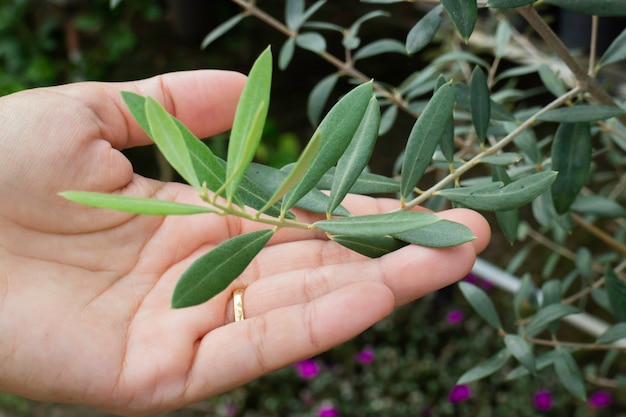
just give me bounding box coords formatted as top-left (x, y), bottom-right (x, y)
top-left (0, 71), bottom-right (490, 416)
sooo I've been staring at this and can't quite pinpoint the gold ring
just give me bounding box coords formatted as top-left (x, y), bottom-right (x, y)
top-left (233, 289), bottom-right (245, 322)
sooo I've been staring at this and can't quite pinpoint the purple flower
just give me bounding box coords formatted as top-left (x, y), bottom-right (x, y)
top-left (448, 384), bottom-right (472, 403)
top-left (294, 359), bottom-right (320, 379)
top-left (317, 404), bottom-right (339, 417)
top-left (445, 309), bottom-right (464, 325)
top-left (464, 273), bottom-right (494, 291)
top-left (588, 391), bottom-right (612, 408)
top-left (533, 390), bottom-right (553, 411)
top-left (225, 402), bottom-right (238, 416)
top-left (355, 347), bottom-right (375, 364)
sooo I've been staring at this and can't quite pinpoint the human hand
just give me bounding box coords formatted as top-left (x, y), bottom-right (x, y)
top-left (0, 71), bottom-right (490, 416)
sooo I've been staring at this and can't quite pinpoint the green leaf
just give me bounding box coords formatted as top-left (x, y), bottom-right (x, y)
top-left (327, 96), bottom-right (381, 215)
top-left (353, 39), bottom-right (407, 61)
top-left (439, 170), bottom-right (558, 211)
top-left (441, 0), bottom-right (477, 41)
top-left (544, 0), bottom-right (626, 16)
top-left (550, 122), bottom-right (592, 214)
top-left (599, 27), bottom-right (626, 68)
top-left (110, 0), bottom-right (122, 8)
top-left (605, 266), bottom-right (626, 322)
top-left (246, 163), bottom-right (349, 217)
top-left (596, 323), bottom-right (626, 344)
top-left (171, 229), bottom-right (274, 308)
top-left (506, 350), bottom-right (559, 380)
top-left (537, 105), bottom-right (625, 123)
top-left (458, 349), bottom-right (511, 384)
top-left (59, 191), bottom-right (216, 215)
top-left (379, 105), bottom-right (398, 136)
top-left (225, 47), bottom-right (272, 201)
top-left (286, 0), bottom-right (326, 30)
top-left (554, 348), bottom-right (587, 400)
top-left (282, 81), bottom-right (374, 211)
top-left (296, 32), bottom-right (326, 53)
top-left (459, 281), bottom-right (503, 330)
top-left (314, 211), bottom-right (441, 236)
top-left (311, 167), bottom-right (401, 194)
top-left (278, 37), bottom-right (296, 70)
top-left (494, 19), bottom-right (512, 58)
top-left (123, 91), bottom-right (227, 194)
top-left (525, 304), bottom-right (580, 337)
top-left (470, 66), bottom-right (491, 144)
top-left (145, 97), bottom-right (200, 190)
top-left (201, 12), bottom-right (247, 49)
top-left (344, 10), bottom-right (389, 50)
top-left (575, 248), bottom-right (593, 282)
top-left (330, 235), bottom-right (408, 258)
top-left (406, 5), bottom-right (442, 54)
top-left (513, 274), bottom-right (538, 319)
top-left (401, 82), bottom-right (455, 202)
top-left (504, 334), bottom-right (536, 374)
top-left (571, 194), bottom-right (626, 218)
top-left (538, 64), bottom-right (567, 98)
top-left (493, 166), bottom-right (519, 244)
top-left (307, 73), bottom-right (339, 126)
top-left (487, 0), bottom-right (536, 9)
top-left (393, 219), bottom-right (475, 248)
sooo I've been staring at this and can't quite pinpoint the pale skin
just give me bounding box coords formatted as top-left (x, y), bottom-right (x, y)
top-left (0, 70), bottom-right (490, 416)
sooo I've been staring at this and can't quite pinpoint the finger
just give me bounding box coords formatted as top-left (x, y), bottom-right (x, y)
top-left (185, 282), bottom-right (394, 403)
top-left (56, 70), bottom-right (247, 150)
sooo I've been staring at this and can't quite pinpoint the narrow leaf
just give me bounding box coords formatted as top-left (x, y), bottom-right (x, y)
top-left (246, 163), bottom-right (349, 216)
top-left (309, 166), bottom-right (401, 194)
top-left (401, 82), bottom-right (455, 202)
top-left (596, 323), bottom-right (626, 344)
top-left (285, 0), bottom-right (305, 30)
top-left (439, 170), bottom-right (557, 211)
top-left (504, 334), bottom-right (536, 374)
top-left (506, 350), bottom-right (559, 380)
top-left (279, 37), bottom-right (296, 70)
top-left (605, 266), bottom-right (626, 322)
top-left (379, 105), bottom-right (398, 136)
top-left (60, 191), bottom-right (215, 215)
top-left (538, 64), bottom-right (567, 97)
top-left (307, 73), bottom-right (339, 126)
top-left (525, 304), bottom-right (580, 337)
top-left (458, 349), bottom-right (511, 384)
top-left (494, 19), bottom-right (512, 58)
top-left (282, 81), bottom-right (374, 211)
top-left (327, 96), bottom-right (381, 215)
top-left (314, 211), bottom-right (441, 236)
top-left (145, 97), bottom-right (200, 189)
top-left (554, 348), bottom-right (587, 400)
top-left (330, 235), bottom-right (408, 258)
top-left (571, 195), bottom-right (626, 218)
top-left (201, 12), bottom-right (247, 49)
top-left (513, 274), bottom-right (538, 319)
top-left (551, 122), bottom-right (592, 214)
top-left (493, 166), bottom-right (519, 244)
top-left (459, 281), bottom-right (503, 330)
top-left (225, 47), bottom-right (272, 201)
top-left (441, 0), bottom-right (478, 41)
top-left (470, 66), bottom-right (491, 144)
top-left (393, 219), bottom-right (475, 248)
top-left (353, 39), bottom-right (407, 61)
top-left (538, 105), bottom-right (625, 123)
top-left (543, 0), bottom-right (626, 16)
top-left (406, 5), bottom-right (442, 54)
top-left (599, 27), bottom-right (626, 68)
top-left (171, 229), bottom-right (274, 308)
top-left (296, 32), bottom-right (326, 53)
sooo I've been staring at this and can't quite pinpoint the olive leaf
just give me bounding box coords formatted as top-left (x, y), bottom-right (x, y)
top-left (470, 66), bottom-right (490, 144)
top-left (314, 211), bottom-right (441, 236)
top-left (438, 170), bottom-right (558, 211)
top-left (400, 82), bottom-right (455, 202)
top-left (543, 0), bottom-right (626, 17)
top-left (329, 235), bottom-right (408, 258)
top-left (60, 191), bottom-right (216, 216)
top-left (224, 46), bottom-right (272, 202)
top-left (441, 0), bottom-right (477, 41)
top-left (458, 349), bottom-right (511, 384)
top-left (459, 281), bottom-right (503, 330)
top-left (405, 5), bottom-right (442, 54)
top-left (171, 229), bottom-right (275, 308)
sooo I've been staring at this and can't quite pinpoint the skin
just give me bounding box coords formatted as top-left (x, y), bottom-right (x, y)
top-left (0, 70), bottom-right (490, 416)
